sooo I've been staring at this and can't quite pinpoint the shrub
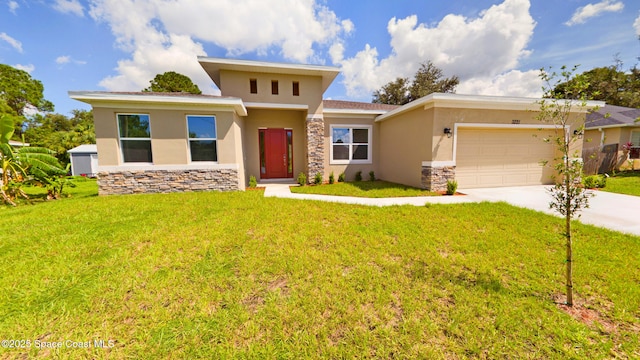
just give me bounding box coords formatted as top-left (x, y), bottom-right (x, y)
top-left (355, 171), bottom-right (362, 182)
top-left (297, 172), bottom-right (307, 186)
top-left (329, 172), bottom-right (335, 184)
top-left (248, 175), bottom-right (257, 188)
top-left (369, 171), bottom-right (375, 181)
top-left (338, 172), bottom-right (346, 182)
top-left (446, 180), bottom-right (458, 195)
top-left (583, 175), bottom-right (606, 189)
top-left (314, 172), bottom-right (323, 185)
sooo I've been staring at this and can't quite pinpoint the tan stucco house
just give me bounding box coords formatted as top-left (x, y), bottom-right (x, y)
top-left (584, 105), bottom-right (640, 173)
top-left (69, 57), bottom-right (597, 195)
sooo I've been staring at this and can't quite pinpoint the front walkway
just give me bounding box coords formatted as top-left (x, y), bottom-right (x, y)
top-left (259, 182), bottom-right (640, 237)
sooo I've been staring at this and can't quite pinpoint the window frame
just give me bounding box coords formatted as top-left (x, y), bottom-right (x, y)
top-left (271, 80), bottom-right (279, 95)
top-left (630, 130), bottom-right (640, 159)
top-left (329, 125), bottom-right (372, 165)
top-left (250, 79), bottom-right (258, 94)
top-left (117, 113), bottom-right (152, 164)
top-left (186, 115), bottom-right (218, 163)
top-left (292, 81), bottom-right (300, 96)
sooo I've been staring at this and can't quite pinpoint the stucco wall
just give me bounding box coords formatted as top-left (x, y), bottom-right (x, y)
top-left (323, 115), bottom-right (379, 182)
top-left (378, 107), bottom-right (434, 188)
top-left (92, 107), bottom-right (241, 167)
top-left (219, 70), bottom-right (323, 115)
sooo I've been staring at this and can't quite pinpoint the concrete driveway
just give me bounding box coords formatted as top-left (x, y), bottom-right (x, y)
top-left (462, 186), bottom-right (640, 237)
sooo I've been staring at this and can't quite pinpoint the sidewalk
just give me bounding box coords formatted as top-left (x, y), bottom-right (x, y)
top-left (260, 182), bottom-right (475, 206)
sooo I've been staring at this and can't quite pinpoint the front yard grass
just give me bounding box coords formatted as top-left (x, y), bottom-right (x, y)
top-left (601, 170), bottom-right (640, 196)
top-left (1, 191), bottom-right (639, 358)
top-left (290, 180), bottom-right (441, 197)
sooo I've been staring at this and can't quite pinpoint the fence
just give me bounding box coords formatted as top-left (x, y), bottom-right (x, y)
top-left (582, 143), bottom-right (619, 175)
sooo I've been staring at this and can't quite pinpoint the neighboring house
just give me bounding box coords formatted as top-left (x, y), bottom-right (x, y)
top-left (583, 105), bottom-right (640, 174)
top-left (68, 144), bottom-right (98, 177)
top-left (69, 57), bottom-right (599, 195)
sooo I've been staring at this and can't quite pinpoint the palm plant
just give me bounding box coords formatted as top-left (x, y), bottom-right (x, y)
top-left (1, 114), bottom-right (66, 205)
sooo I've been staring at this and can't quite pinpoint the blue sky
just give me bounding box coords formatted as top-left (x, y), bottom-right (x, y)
top-left (1, 0), bottom-right (639, 116)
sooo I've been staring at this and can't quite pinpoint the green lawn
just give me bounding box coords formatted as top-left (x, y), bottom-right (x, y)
top-left (290, 180), bottom-right (441, 197)
top-left (1, 189), bottom-right (639, 358)
top-left (18, 176), bottom-right (99, 202)
top-left (601, 171), bottom-right (640, 197)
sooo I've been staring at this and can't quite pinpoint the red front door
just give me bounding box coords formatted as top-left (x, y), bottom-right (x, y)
top-left (260, 129), bottom-right (293, 179)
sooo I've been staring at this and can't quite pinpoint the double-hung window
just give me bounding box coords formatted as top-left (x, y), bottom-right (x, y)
top-left (187, 115), bottom-right (217, 162)
top-left (330, 125), bottom-right (372, 164)
top-left (118, 114), bottom-right (152, 163)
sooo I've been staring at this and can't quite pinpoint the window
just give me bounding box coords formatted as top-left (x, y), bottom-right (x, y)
top-left (187, 115), bottom-right (217, 162)
top-left (292, 81), bottom-right (300, 96)
top-left (630, 131), bottom-right (640, 159)
top-left (330, 125), bottom-right (372, 164)
top-left (271, 80), bottom-right (279, 95)
top-left (118, 114), bottom-right (152, 163)
top-left (250, 79), bottom-right (258, 94)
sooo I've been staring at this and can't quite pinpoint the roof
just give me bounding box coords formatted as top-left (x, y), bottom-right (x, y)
top-left (69, 91), bottom-right (248, 116)
top-left (198, 57), bottom-right (340, 93)
top-left (585, 104), bottom-right (640, 129)
top-left (376, 93), bottom-right (604, 122)
top-left (323, 100), bottom-right (399, 111)
top-left (68, 144), bottom-right (97, 154)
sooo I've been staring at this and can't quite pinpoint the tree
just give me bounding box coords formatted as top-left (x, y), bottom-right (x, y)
top-left (0, 64), bottom-right (54, 135)
top-left (143, 71), bottom-right (202, 94)
top-left (23, 110), bottom-right (95, 164)
top-left (373, 61), bottom-right (459, 105)
top-left (1, 114), bottom-right (65, 205)
top-left (537, 65), bottom-right (597, 307)
top-left (553, 64), bottom-right (640, 108)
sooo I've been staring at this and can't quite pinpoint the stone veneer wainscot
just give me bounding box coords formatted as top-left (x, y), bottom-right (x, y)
top-left (98, 168), bottom-right (239, 195)
top-left (421, 164), bottom-right (456, 192)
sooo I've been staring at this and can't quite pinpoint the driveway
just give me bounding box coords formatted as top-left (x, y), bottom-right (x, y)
top-left (462, 186), bottom-right (640, 237)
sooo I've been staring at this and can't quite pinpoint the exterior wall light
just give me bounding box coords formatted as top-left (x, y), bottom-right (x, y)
top-left (573, 130), bottom-right (583, 139)
top-left (444, 127), bottom-right (452, 138)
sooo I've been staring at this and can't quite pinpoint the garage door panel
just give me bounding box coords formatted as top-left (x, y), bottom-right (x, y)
top-left (456, 129), bottom-right (554, 189)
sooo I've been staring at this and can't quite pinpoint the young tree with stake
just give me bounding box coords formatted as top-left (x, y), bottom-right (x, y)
top-left (537, 65), bottom-right (601, 306)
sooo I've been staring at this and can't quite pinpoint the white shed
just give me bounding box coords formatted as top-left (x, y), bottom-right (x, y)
top-left (68, 144), bottom-right (98, 177)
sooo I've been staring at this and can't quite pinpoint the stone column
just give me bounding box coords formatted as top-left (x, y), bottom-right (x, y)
top-left (306, 115), bottom-right (324, 182)
top-left (421, 162), bottom-right (456, 192)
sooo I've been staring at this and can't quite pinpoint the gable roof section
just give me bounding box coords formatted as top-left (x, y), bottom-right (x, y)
top-left (585, 104), bottom-right (640, 129)
top-left (199, 57), bottom-right (340, 93)
top-left (69, 91), bottom-right (248, 116)
top-left (376, 93), bottom-right (604, 122)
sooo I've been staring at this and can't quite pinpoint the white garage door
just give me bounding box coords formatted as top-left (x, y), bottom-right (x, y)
top-left (456, 128), bottom-right (556, 189)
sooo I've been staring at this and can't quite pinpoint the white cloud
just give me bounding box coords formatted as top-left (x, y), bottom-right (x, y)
top-left (14, 64), bottom-right (35, 73)
top-left (565, 0), bottom-right (624, 26)
top-left (56, 55), bottom-right (87, 65)
top-left (87, 0), bottom-right (351, 93)
top-left (8, 1), bottom-right (19, 14)
top-left (335, 0), bottom-right (537, 98)
top-left (634, 13), bottom-right (640, 36)
top-left (456, 70), bottom-right (542, 98)
top-left (0, 32), bottom-right (22, 53)
top-left (56, 55), bottom-right (71, 64)
top-left (53, 0), bottom-right (84, 17)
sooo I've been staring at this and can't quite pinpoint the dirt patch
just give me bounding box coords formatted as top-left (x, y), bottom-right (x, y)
top-left (552, 294), bottom-right (617, 333)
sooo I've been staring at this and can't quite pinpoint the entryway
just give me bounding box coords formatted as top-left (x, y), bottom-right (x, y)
top-left (259, 128), bottom-right (293, 179)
